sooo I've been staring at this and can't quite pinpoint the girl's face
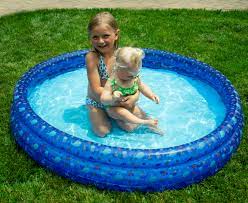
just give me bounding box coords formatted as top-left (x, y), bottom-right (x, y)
top-left (90, 24), bottom-right (119, 55)
top-left (116, 62), bottom-right (140, 81)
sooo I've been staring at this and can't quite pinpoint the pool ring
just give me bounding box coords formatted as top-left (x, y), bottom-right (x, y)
top-left (11, 49), bottom-right (244, 191)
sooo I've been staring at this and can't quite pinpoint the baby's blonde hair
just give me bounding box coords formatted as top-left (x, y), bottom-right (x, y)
top-left (115, 47), bottom-right (144, 71)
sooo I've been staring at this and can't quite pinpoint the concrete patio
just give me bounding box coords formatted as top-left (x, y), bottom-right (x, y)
top-left (1, 0), bottom-right (248, 16)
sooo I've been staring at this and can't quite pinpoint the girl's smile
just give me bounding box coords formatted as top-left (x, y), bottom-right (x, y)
top-left (90, 24), bottom-right (119, 55)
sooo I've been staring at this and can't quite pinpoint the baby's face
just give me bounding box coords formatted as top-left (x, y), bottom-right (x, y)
top-left (116, 62), bottom-right (140, 81)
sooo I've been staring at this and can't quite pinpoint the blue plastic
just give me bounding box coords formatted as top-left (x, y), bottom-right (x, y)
top-left (11, 49), bottom-right (244, 191)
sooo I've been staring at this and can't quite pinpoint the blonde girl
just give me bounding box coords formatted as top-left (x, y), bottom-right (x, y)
top-left (101, 47), bottom-right (162, 133)
top-left (86, 12), bottom-right (144, 137)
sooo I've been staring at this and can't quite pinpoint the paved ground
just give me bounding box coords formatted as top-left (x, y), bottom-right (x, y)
top-left (0, 0), bottom-right (248, 16)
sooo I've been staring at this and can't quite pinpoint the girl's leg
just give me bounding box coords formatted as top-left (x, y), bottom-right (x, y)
top-left (87, 105), bottom-right (111, 137)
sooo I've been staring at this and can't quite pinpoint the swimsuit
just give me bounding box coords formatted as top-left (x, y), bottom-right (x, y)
top-left (98, 55), bottom-right (109, 80)
top-left (110, 78), bottom-right (139, 96)
top-left (86, 53), bottom-right (109, 109)
top-left (85, 97), bottom-right (105, 109)
top-left (101, 78), bottom-right (139, 110)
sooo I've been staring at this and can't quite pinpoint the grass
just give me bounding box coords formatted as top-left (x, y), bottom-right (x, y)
top-left (0, 8), bottom-right (247, 202)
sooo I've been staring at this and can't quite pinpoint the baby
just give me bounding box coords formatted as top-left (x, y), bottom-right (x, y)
top-left (100, 47), bottom-right (163, 134)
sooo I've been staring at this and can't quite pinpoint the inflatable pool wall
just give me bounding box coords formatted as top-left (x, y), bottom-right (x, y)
top-left (11, 49), bottom-right (244, 191)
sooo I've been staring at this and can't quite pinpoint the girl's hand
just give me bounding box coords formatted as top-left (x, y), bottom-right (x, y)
top-left (152, 95), bottom-right (160, 104)
top-left (119, 95), bottom-right (135, 109)
top-left (117, 91), bottom-right (139, 109)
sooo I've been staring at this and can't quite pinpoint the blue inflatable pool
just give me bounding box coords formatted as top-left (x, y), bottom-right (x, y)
top-left (11, 49), bottom-right (244, 191)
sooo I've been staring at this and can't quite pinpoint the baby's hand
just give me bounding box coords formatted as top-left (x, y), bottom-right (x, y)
top-left (113, 91), bottom-right (123, 101)
top-left (152, 94), bottom-right (160, 104)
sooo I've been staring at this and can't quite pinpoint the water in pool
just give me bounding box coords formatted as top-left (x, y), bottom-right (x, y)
top-left (28, 67), bottom-right (226, 149)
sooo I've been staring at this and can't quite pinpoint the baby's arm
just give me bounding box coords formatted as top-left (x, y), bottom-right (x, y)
top-left (138, 79), bottom-right (160, 104)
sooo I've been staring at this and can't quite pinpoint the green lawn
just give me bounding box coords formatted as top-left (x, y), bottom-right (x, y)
top-left (0, 9), bottom-right (247, 202)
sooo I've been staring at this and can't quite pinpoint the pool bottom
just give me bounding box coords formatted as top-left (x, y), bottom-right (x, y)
top-left (28, 67), bottom-right (226, 149)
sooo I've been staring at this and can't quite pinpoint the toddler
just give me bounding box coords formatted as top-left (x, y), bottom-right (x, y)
top-left (101, 47), bottom-right (163, 134)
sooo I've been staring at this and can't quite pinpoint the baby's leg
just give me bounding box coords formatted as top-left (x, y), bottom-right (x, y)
top-left (133, 105), bottom-right (164, 136)
top-left (115, 106), bottom-right (147, 132)
top-left (116, 120), bottom-right (138, 132)
top-left (107, 106), bottom-right (157, 126)
top-left (132, 105), bottom-right (148, 119)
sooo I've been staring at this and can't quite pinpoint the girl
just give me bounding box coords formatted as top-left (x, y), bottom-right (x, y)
top-left (100, 47), bottom-right (163, 134)
top-left (86, 12), bottom-right (144, 137)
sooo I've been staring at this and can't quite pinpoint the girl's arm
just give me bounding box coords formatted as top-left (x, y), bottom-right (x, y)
top-left (119, 90), bottom-right (140, 109)
top-left (86, 52), bottom-right (104, 98)
top-left (138, 78), bottom-right (160, 104)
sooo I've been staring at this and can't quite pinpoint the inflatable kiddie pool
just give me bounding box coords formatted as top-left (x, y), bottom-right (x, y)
top-left (11, 49), bottom-right (244, 191)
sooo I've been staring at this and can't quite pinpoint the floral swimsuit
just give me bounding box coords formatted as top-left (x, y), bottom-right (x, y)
top-left (86, 55), bottom-right (109, 109)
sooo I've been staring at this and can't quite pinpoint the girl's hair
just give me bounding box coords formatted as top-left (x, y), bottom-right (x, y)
top-left (88, 12), bottom-right (119, 50)
top-left (115, 47), bottom-right (144, 71)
